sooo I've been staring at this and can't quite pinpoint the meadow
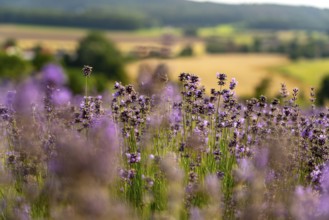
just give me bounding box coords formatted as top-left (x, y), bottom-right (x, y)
top-left (126, 54), bottom-right (301, 97)
top-left (274, 59), bottom-right (329, 86)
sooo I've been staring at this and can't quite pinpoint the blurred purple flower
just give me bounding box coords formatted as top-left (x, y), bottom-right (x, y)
top-left (42, 64), bottom-right (67, 86)
top-left (170, 109), bottom-right (182, 124)
top-left (5, 90), bottom-right (16, 108)
top-left (254, 147), bottom-right (268, 169)
top-left (164, 84), bottom-right (181, 102)
top-left (318, 195), bottom-right (329, 218)
top-left (320, 163), bottom-right (329, 194)
top-left (125, 152), bottom-right (141, 164)
top-left (14, 79), bottom-right (42, 113)
top-left (236, 158), bottom-right (254, 181)
top-left (229, 78), bottom-right (238, 90)
top-left (311, 165), bottom-right (322, 184)
top-left (301, 128), bottom-right (312, 139)
top-left (91, 117), bottom-right (119, 151)
top-left (265, 169), bottom-right (275, 183)
top-left (53, 88), bottom-right (72, 106)
top-left (190, 208), bottom-right (202, 220)
top-left (292, 186), bottom-right (319, 220)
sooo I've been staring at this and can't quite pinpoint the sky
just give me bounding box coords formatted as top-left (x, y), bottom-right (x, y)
top-left (191, 0), bottom-right (329, 9)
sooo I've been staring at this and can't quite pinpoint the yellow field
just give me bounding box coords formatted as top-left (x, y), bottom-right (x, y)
top-left (126, 54), bottom-right (305, 96)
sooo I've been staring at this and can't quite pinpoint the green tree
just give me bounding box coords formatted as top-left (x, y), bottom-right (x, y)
top-left (2, 38), bottom-right (16, 48)
top-left (252, 37), bottom-right (262, 52)
top-left (205, 38), bottom-right (227, 54)
top-left (32, 45), bottom-right (54, 70)
top-left (317, 75), bottom-right (329, 106)
top-left (288, 39), bottom-right (301, 61)
top-left (0, 53), bottom-right (31, 81)
top-left (66, 67), bottom-right (108, 94)
top-left (183, 27), bottom-right (198, 37)
top-left (254, 77), bottom-right (271, 98)
top-left (179, 44), bottom-right (194, 57)
top-left (74, 32), bottom-right (127, 83)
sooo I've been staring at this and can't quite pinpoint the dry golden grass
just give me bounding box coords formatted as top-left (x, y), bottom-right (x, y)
top-left (15, 39), bottom-right (76, 52)
top-left (126, 54), bottom-right (305, 96)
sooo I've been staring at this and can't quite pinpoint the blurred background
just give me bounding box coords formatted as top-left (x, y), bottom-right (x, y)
top-left (1, 0), bottom-right (329, 104)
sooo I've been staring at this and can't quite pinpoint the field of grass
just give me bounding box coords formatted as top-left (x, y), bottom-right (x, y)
top-left (199, 25), bottom-right (329, 46)
top-left (276, 30), bottom-right (329, 43)
top-left (273, 58), bottom-right (329, 87)
top-left (0, 24), bottom-right (177, 41)
top-left (198, 24), bottom-right (237, 37)
top-left (126, 53), bottom-right (305, 97)
top-left (198, 24), bottom-right (254, 45)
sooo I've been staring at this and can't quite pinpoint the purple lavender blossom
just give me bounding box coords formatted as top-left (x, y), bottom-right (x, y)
top-left (292, 186), bottom-right (319, 220)
top-left (229, 78), bottom-right (238, 90)
top-left (311, 165), bottom-right (323, 184)
top-left (254, 147), bottom-right (269, 169)
top-left (41, 64), bottom-right (67, 86)
top-left (216, 72), bottom-right (227, 86)
top-left (5, 91), bottom-right (16, 108)
top-left (236, 158), bottom-right (255, 181)
top-left (320, 163), bottom-right (329, 194)
top-left (82, 65), bottom-right (93, 77)
top-left (53, 88), bottom-right (72, 106)
top-left (14, 80), bottom-right (42, 113)
top-left (125, 152), bottom-right (141, 164)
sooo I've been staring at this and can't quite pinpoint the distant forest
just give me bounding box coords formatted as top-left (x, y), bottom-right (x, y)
top-left (1, 0), bottom-right (329, 31)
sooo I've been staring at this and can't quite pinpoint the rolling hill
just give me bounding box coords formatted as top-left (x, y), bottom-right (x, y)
top-left (0, 0), bottom-right (329, 31)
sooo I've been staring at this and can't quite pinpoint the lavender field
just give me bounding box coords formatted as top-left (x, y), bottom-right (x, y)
top-left (0, 63), bottom-right (328, 220)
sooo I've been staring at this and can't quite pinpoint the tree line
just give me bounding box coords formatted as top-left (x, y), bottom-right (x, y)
top-left (205, 35), bottom-right (329, 61)
top-left (1, 0), bottom-right (329, 31)
top-left (0, 9), bottom-right (150, 30)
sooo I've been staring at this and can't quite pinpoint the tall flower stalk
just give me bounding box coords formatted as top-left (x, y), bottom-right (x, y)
top-left (82, 65), bottom-right (93, 97)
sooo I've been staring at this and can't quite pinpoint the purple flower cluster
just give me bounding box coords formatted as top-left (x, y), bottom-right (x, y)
top-left (1, 67), bottom-right (329, 219)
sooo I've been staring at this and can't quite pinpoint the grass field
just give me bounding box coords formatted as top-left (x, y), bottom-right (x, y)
top-left (126, 53), bottom-right (306, 97)
top-left (198, 24), bottom-right (329, 46)
top-left (273, 59), bottom-right (329, 87)
top-left (198, 24), bottom-right (237, 37)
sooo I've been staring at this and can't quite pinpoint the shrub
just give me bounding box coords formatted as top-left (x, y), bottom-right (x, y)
top-left (0, 53), bottom-right (31, 81)
top-left (67, 32), bottom-right (128, 83)
top-left (178, 44), bottom-right (194, 57)
top-left (317, 74), bottom-right (329, 105)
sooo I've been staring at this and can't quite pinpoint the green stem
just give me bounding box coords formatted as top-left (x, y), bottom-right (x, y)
top-left (85, 77), bottom-right (88, 97)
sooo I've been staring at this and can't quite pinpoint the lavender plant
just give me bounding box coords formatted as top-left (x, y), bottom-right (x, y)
top-left (0, 64), bottom-right (328, 220)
